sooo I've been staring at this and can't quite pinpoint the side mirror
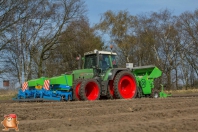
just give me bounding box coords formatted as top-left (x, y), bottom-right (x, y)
top-left (76, 57), bottom-right (80, 61)
top-left (76, 55), bottom-right (82, 69)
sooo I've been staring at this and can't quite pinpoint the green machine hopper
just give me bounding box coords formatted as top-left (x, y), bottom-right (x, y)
top-left (132, 65), bottom-right (168, 98)
top-left (49, 74), bottom-right (73, 91)
top-left (28, 77), bottom-right (48, 89)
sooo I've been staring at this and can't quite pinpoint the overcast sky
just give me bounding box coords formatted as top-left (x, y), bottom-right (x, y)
top-left (85, 0), bottom-right (198, 25)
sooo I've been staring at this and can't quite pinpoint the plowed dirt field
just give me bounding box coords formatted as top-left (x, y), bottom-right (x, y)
top-left (1, 97), bottom-right (198, 132)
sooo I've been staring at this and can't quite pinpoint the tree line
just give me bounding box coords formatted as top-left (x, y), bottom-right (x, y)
top-left (0, 0), bottom-right (197, 90)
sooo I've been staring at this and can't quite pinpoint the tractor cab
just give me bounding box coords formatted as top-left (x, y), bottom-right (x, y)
top-left (83, 50), bottom-right (118, 73)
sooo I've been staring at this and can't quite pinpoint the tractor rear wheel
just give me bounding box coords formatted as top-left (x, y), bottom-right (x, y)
top-left (72, 79), bottom-right (83, 101)
top-left (113, 71), bottom-right (137, 99)
top-left (79, 79), bottom-right (101, 101)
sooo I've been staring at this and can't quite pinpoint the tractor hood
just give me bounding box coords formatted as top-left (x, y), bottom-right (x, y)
top-left (72, 69), bottom-right (94, 80)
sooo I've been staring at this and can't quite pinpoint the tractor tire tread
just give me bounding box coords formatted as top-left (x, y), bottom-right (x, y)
top-left (106, 80), bottom-right (114, 99)
top-left (72, 79), bottom-right (83, 101)
top-left (79, 79), bottom-right (101, 101)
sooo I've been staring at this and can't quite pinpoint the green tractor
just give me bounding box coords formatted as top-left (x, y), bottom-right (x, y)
top-left (69, 49), bottom-right (162, 101)
top-left (71, 49), bottom-right (136, 101)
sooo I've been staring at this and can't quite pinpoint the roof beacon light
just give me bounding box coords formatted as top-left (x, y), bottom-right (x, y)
top-left (94, 49), bottom-right (98, 53)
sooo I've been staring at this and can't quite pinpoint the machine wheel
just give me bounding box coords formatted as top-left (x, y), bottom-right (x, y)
top-left (106, 80), bottom-right (114, 99)
top-left (151, 89), bottom-right (159, 98)
top-left (113, 71), bottom-right (137, 99)
top-left (72, 79), bottom-right (83, 101)
top-left (136, 87), bottom-right (142, 98)
top-left (79, 79), bottom-right (101, 101)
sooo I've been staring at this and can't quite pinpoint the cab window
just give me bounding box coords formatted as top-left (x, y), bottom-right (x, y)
top-left (84, 54), bottom-right (96, 69)
top-left (111, 55), bottom-right (118, 68)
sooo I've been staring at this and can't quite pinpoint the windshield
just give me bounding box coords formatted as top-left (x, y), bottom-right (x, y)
top-left (84, 54), bottom-right (97, 69)
top-left (99, 54), bottom-right (110, 71)
top-left (99, 54), bottom-right (118, 72)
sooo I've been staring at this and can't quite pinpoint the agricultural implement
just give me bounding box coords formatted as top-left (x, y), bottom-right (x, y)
top-left (159, 84), bottom-right (172, 98)
top-left (13, 76), bottom-right (72, 101)
top-left (14, 49), bottom-right (170, 102)
top-left (13, 77), bottom-right (48, 100)
top-left (132, 65), bottom-right (162, 98)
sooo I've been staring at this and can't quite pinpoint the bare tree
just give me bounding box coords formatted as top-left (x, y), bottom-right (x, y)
top-left (96, 9), bottom-right (184, 89)
top-left (45, 17), bottom-right (104, 76)
top-left (142, 10), bottom-right (181, 89)
top-left (0, 0), bottom-right (31, 51)
top-left (4, 0), bottom-right (86, 86)
top-left (176, 9), bottom-right (198, 89)
top-left (95, 10), bottom-right (138, 66)
top-left (33, 0), bottom-right (86, 78)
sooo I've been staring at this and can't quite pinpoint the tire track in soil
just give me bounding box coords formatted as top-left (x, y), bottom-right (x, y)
top-left (1, 97), bottom-right (198, 132)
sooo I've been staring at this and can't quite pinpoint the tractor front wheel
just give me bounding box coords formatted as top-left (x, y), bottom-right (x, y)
top-left (79, 79), bottom-right (101, 101)
top-left (113, 71), bottom-right (137, 99)
top-left (106, 80), bottom-right (114, 99)
top-left (72, 79), bottom-right (83, 101)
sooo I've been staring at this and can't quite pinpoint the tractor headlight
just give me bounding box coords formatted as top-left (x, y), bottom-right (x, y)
top-left (108, 72), bottom-right (113, 80)
top-left (108, 72), bottom-right (112, 76)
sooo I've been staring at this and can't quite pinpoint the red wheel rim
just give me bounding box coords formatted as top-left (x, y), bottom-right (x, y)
top-left (118, 75), bottom-right (136, 99)
top-left (75, 82), bottom-right (81, 100)
top-left (85, 81), bottom-right (99, 100)
top-left (109, 80), bottom-right (114, 96)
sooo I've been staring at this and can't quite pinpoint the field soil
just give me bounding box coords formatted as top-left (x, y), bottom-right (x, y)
top-left (0, 97), bottom-right (198, 132)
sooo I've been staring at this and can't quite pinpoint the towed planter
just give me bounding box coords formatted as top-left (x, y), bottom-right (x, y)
top-left (14, 76), bottom-right (73, 102)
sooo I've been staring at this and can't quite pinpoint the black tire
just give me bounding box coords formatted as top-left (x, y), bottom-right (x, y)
top-left (151, 89), bottom-right (159, 98)
top-left (106, 80), bottom-right (114, 99)
top-left (136, 87), bottom-right (142, 98)
top-left (113, 71), bottom-right (137, 99)
top-left (79, 79), bottom-right (101, 101)
top-left (72, 79), bottom-right (83, 101)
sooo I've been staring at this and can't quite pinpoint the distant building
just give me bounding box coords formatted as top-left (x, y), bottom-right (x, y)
top-left (0, 79), bottom-right (19, 89)
top-left (3, 80), bottom-right (9, 87)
